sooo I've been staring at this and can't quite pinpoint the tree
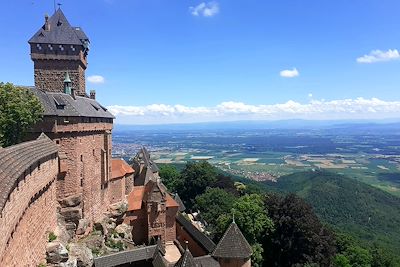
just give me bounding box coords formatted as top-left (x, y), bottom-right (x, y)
top-left (159, 164), bottom-right (182, 192)
top-left (194, 187), bottom-right (236, 226)
top-left (178, 161), bottom-right (218, 208)
top-left (264, 193), bottom-right (336, 267)
top-left (0, 83), bottom-right (43, 147)
top-left (216, 194), bottom-right (274, 244)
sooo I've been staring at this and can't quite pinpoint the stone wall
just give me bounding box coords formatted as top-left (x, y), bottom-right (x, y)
top-left (33, 58), bottom-right (86, 96)
top-left (109, 177), bottom-right (125, 204)
top-left (0, 157), bottom-right (58, 267)
top-left (54, 129), bottom-right (111, 223)
top-left (176, 223), bottom-right (208, 257)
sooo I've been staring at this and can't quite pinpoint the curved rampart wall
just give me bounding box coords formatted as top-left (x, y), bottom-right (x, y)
top-left (0, 135), bottom-right (58, 266)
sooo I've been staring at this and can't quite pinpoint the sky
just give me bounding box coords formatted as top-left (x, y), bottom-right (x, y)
top-left (1, 0), bottom-right (400, 124)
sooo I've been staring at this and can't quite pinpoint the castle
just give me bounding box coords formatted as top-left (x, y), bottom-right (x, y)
top-left (0, 9), bottom-right (252, 267)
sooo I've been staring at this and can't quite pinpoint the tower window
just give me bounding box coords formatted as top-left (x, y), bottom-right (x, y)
top-left (70, 45), bottom-right (76, 51)
top-left (59, 45), bottom-right (64, 51)
top-left (48, 44), bottom-right (53, 50)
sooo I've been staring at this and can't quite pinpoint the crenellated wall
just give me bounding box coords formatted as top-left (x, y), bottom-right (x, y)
top-left (0, 136), bottom-right (59, 267)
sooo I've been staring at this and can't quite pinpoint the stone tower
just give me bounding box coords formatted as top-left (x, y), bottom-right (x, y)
top-left (29, 9), bottom-right (89, 96)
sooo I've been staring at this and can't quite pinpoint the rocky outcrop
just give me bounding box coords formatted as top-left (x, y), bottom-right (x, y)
top-left (46, 241), bottom-right (69, 264)
top-left (76, 218), bottom-right (90, 235)
top-left (60, 207), bottom-right (82, 226)
top-left (115, 223), bottom-right (132, 240)
top-left (68, 243), bottom-right (94, 267)
top-left (59, 194), bottom-right (82, 208)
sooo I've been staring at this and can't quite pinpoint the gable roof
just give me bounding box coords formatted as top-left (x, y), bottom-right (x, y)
top-left (29, 9), bottom-right (88, 45)
top-left (0, 134), bottom-right (58, 212)
top-left (29, 87), bottom-right (114, 119)
top-left (211, 222), bottom-right (252, 259)
top-left (127, 184), bottom-right (179, 211)
top-left (111, 158), bottom-right (134, 180)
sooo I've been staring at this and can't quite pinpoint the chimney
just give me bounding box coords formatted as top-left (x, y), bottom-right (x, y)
top-left (90, 90), bottom-right (96, 100)
top-left (44, 14), bottom-right (50, 31)
top-left (71, 88), bottom-right (76, 100)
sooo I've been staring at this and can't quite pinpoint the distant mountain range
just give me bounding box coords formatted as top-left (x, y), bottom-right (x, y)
top-left (114, 119), bottom-right (400, 131)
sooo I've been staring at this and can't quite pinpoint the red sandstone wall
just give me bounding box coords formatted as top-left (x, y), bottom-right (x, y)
top-left (0, 158), bottom-right (58, 267)
top-left (55, 127), bottom-right (112, 223)
top-left (125, 173), bottom-right (133, 195)
top-left (166, 207), bottom-right (178, 243)
top-left (109, 177), bottom-right (125, 204)
top-left (176, 223), bottom-right (208, 257)
top-left (126, 210), bottom-right (148, 245)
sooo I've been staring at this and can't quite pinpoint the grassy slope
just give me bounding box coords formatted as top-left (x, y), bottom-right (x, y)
top-left (260, 171), bottom-right (400, 252)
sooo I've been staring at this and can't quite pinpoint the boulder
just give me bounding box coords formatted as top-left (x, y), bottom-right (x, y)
top-left (58, 259), bottom-right (78, 267)
top-left (114, 223), bottom-right (132, 240)
top-left (46, 241), bottom-right (69, 264)
top-left (76, 218), bottom-right (89, 235)
top-left (68, 243), bottom-right (94, 267)
top-left (60, 207), bottom-right (82, 225)
top-left (59, 194), bottom-right (82, 208)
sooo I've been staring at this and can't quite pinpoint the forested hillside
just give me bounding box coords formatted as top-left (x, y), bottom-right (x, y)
top-left (262, 171), bottom-right (400, 254)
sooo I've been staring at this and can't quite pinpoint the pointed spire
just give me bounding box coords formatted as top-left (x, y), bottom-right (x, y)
top-left (175, 242), bottom-right (196, 267)
top-left (212, 221), bottom-right (252, 259)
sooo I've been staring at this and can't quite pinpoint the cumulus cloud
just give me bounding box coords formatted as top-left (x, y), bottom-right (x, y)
top-left (87, 75), bottom-right (105, 84)
top-left (280, 68), bottom-right (299, 78)
top-left (107, 98), bottom-right (400, 124)
top-left (190, 2), bottom-right (219, 17)
top-left (357, 49), bottom-right (400, 63)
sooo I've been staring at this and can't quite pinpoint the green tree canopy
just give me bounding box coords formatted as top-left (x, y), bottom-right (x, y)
top-left (0, 83), bottom-right (43, 147)
top-left (194, 187), bottom-right (236, 226)
top-left (178, 161), bottom-right (218, 208)
top-left (264, 193), bottom-right (336, 267)
top-left (159, 164), bottom-right (182, 192)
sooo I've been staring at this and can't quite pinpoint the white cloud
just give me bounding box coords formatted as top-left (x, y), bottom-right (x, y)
top-left (107, 98), bottom-right (400, 124)
top-left (357, 49), bottom-right (400, 63)
top-left (280, 68), bottom-right (299, 78)
top-left (190, 2), bottom-right (219, 17)
top-left (308, 93), bottom-right (313, 98)
top-left (87, 75), bottom-right (105, 84)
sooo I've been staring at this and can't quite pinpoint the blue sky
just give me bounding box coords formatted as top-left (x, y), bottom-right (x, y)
top-left (1, 0), bottom-right (400, 124)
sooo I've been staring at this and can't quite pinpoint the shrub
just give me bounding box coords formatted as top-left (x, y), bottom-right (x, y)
top-left (48, 232), bottom-right (57, 242)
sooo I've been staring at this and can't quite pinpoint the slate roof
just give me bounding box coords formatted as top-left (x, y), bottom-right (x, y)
top-left (93, 245), bottom-right (157, 267)
top-left (152, 250), bottom-right (168, 267)
top-left (211, 222), bottom-right (252, 259)
top-left (29, 9), bottom-right (89, 45)
top-left (0, 134), bottom-right (58, 212)
top-left (140, 147), bottom-right (159, 173)
top-left (175, 247), bottom-right (196, 267)
top-left (29, 87), bottom-right (114, 119)
top-left (173, 193), bottom-right (186, 212)
top-left (176, 213), bottom-right (216, 254)
top-left (193, 255), bottom-right (220, 267)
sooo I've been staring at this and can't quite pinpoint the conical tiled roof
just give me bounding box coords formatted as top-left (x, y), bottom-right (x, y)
top-left (29, 9), bottom-right (88, 45)
top-left (211, 222), bottom-right (252, 259)
top-left (175, 247), bottom-right (196, 267)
